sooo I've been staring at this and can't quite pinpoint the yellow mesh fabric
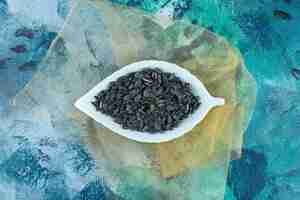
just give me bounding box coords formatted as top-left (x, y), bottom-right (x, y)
top-left (14, 0), bottom-right (256, 199)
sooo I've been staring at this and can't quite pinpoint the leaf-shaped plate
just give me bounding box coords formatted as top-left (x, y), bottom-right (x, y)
top-left (75, 60), bottom-right (225, 143)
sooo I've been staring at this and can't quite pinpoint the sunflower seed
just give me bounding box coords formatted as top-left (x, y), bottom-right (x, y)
top-left (92, 67), bottom-right (201, 133)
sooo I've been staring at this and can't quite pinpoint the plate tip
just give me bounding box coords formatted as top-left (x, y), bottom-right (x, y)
top-left (212, 97), bottom-right (225, 106)
top-left (74, 99), bottom-right (82, 110)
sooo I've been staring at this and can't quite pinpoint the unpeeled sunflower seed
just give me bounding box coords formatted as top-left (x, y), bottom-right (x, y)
top-left (92, 67), bottom-right (201, 133)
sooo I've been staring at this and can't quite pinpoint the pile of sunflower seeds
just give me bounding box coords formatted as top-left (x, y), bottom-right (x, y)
top-left (92, 68), bottom-right (200, 133)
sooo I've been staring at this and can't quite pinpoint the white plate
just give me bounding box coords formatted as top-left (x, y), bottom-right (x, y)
top-left (75, 60), bottom-right (225, 143)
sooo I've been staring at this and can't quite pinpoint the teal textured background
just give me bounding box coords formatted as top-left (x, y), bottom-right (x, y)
top-left (0, 0), bottom-right (299, 199)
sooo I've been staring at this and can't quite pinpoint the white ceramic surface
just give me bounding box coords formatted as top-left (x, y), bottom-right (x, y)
top-left (75, 60), bottom-right (225, 143)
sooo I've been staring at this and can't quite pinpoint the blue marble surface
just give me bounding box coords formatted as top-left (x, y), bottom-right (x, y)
top-left (0, 0), bottom-right (300, 199)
